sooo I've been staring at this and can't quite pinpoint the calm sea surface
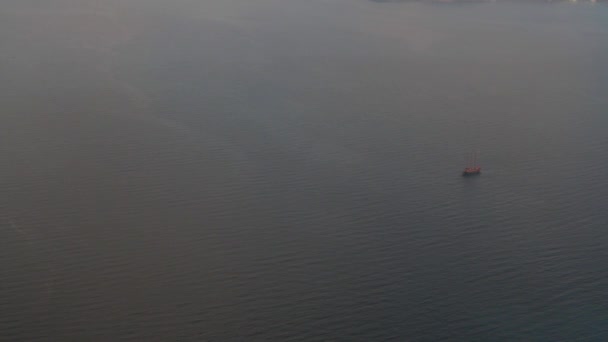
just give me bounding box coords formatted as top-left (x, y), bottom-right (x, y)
top-left (1, 0), bottom-right (608, 340)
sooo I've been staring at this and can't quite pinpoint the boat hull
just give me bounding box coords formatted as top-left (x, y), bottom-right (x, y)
top-left (462, 167), bottom-right (481, 176)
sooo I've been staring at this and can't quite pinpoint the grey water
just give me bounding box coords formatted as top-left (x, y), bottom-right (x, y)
top-left (1, 0), bottom-right (608, 340)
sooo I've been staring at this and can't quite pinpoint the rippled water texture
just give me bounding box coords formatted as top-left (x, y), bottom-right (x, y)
top-left (1, 0), bottom-right (608, 340)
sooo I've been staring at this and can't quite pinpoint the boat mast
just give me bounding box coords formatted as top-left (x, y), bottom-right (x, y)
top-left (473, 151), bottom-right (477, 168)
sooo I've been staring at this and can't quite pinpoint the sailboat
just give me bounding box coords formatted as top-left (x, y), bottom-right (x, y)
top-left (462, 151), bottom-right (481, 176)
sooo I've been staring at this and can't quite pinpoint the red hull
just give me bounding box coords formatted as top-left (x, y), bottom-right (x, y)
top-left (462, 167), bottom-right (481, 176)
